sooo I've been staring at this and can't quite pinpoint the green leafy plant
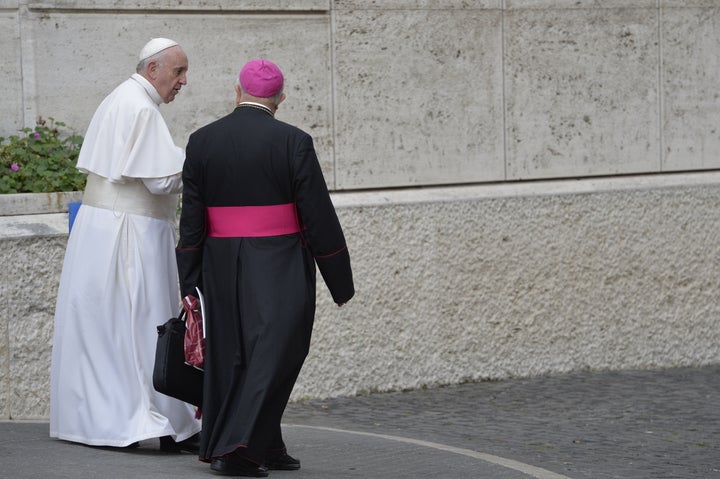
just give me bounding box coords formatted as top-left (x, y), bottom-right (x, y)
top-left (0, 117), bottom-right (85, 194)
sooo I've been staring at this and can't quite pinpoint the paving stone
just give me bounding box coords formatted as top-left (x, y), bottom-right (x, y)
top-left (1, 366), bottom-right (717, 478)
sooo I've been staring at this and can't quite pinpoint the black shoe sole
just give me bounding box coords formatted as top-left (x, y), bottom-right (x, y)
top-left (210, 459), bottom-right (269, 477)
top-left (159, 435), bottom-right (199, 454)
top-left (266, 462), bottom-right (301, 470)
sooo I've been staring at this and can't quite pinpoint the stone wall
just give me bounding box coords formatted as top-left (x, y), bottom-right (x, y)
top-left (3, 173), bottom-right (720, 419)
top-left (3, 2), bottom-right (720, 419)
top-left (3, 2), bottom-right (720, 188)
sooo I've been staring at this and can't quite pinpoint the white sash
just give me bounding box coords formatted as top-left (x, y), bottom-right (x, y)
top-left (82, 173), bottom-right (177, 222)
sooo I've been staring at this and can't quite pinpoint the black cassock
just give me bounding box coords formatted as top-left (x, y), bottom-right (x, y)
top-left (176, 105), bottom-right (354, 464)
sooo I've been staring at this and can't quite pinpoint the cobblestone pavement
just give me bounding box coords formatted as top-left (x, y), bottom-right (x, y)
top-left (283, 365), bottom-right (720, 479)
top-left (1, 365), bottom-right (717, 478)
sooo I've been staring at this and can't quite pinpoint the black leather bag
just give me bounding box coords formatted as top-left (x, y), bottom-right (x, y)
top-left (153, 309), bottom-right (203, 407)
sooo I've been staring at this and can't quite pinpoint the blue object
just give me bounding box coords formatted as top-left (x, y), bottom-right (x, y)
top-left (68, 201), bottom-right (82, 233)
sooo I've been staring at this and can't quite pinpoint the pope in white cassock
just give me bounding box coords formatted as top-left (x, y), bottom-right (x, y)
top-left (50, 38), bottom-right (201, 450)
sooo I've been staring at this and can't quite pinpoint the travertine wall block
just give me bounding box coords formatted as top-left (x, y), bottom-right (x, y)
top-left (334, 0), bottom-right (501, 8)
top-left (662, 7), bottom-right (720, 171)
top-left (0, 12), bottom-right (22, 137)
top-left (26, 0), bottom-right (328, 10)
top-left (506, 0), bottom-right (656, 8)
top-left (23, 11), bottom-right (335, 177)
top-left (334, 8), bottom-right (504, 188)
top-left (505, 7), bottom-right (659, 180)
top-left (662, 1), bottom-right (720, 7)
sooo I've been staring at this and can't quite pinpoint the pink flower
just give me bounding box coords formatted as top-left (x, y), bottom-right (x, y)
top-left (33, 133), bottom-right (40, 139)
top-left (11, 163), bottom-right (20, 171)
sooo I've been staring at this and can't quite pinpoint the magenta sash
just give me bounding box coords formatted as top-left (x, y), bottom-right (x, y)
top-left (206, 203), bottom-right (301, 238)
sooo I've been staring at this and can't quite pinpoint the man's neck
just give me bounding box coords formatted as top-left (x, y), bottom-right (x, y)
top-left (131, 73), bottom-right (162, 105)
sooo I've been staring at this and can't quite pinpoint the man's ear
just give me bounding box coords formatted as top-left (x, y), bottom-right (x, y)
top-left (146, 60), bottom-right (159, 80)
top-left (234, 84), bottom-right (243, 104)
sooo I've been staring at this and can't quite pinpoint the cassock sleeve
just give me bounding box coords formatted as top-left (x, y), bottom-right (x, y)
top-left (176, 133), bottom-right (206, 297)
top-left (293, 135), bottom-right (355, 304)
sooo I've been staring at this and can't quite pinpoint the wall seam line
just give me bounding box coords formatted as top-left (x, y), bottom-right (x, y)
top-left (329, 5), bottom-right (339, 190)
top-left (657, 0), bottom-right (665, 172)
top-left (501, 1), bottom-right (508, 181)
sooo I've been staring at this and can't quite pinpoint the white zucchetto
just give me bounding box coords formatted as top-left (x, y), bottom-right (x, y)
top-left (138, 38), bottom-right (179, 61)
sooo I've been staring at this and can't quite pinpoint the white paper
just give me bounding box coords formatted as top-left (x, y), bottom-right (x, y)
top-left (195, 286), bottom-right (206, 339)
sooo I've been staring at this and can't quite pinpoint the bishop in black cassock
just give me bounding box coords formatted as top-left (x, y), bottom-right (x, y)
top-left (176, 59), bottom-right (354, 477)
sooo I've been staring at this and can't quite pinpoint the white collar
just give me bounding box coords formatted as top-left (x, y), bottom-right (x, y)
top-left (131, 73), bottom-right (163, 105)
top-left (238, 101), bottom-right (273, 114)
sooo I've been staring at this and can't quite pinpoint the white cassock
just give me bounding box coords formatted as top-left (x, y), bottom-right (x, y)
top-left (49, 73), bottom-right (201, 446)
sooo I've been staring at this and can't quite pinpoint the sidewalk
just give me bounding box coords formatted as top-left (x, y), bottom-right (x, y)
top-left (1, 365), bottom-right (718, 478)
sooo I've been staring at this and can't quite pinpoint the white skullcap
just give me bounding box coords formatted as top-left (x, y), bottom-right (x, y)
top-left (138, 37), bottom-right (179, 61)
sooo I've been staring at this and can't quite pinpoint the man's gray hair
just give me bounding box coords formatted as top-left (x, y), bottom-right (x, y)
top-left (136, 52), bottom-right (164, 74)
top-left (237, 78), bottom-right (284, 105)
top-left (269, 90), bottom-right (284, 107)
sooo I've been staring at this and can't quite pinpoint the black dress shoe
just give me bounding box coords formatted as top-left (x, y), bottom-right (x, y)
top-left (159, 433), bottom-right (200, 454)
top-left (210, 454), bottom-right (268, 477)
top-left (265, 452), bottom-right (301, 470)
